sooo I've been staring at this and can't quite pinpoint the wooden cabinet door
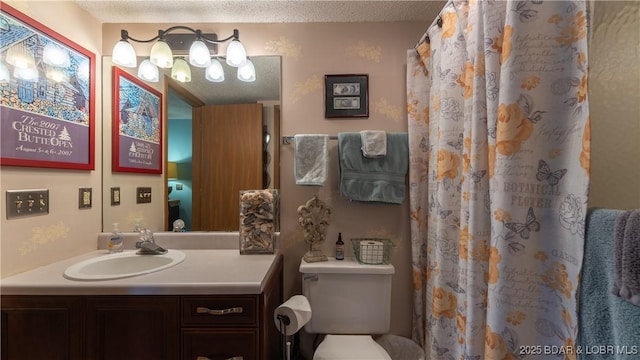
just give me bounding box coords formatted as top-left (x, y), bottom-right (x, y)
top-left (192, 103), bottom-right (264, 231)
top-left (85, 296), bottom-right (179, 360)
top-left (1, 296), bottom-right (83, 360)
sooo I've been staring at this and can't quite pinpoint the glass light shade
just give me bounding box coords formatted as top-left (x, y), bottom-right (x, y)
top-left (150, 40), bottom-right (173, 68)
top-left (205, 59), bottom-right (225, 82)
top-left (225, 40), bottom-right (247, 67)
top-left (137, 59), bottom-right (159, 82)
top-left (0, 62), bottom-right (10, 82)
top-left (171, 58), bottom-right (191, 82)
top-left (237, 59), bottom-right (256, 82)
top-left (112, 40), bottom-right (137, 68)
top-left (42, 43), bottom-right (70, 67)
top-left (189, 40), bottom-right (212, 68)
top-left (14, 66), bottom-right (39, 81)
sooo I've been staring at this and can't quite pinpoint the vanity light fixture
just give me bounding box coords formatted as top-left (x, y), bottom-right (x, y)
top-left (112, 26), bottom-right (254, 84)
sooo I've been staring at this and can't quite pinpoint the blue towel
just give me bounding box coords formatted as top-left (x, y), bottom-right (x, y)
top-left (338, 132), bottom-right (408, 204)
top-left (577, 208), bottom-right (640, 359)
top-left (612, 209), bottom-right (640, 306)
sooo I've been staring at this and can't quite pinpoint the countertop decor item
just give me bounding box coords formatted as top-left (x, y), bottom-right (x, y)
top-left (239, 189), bottom-right (278, 254)
top-left (298, 195), bottom-right (331, 262)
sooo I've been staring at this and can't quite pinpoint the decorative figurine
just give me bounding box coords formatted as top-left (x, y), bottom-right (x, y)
top-left (298, 194), bottom-right (331, 262)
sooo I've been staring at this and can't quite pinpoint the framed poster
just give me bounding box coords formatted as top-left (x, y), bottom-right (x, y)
top-left (0, 2), bottom-right (96, 170)
top-left (112, 66), bottom-right (163, 174)
top-left (324, 74), bottom-right (369, 118)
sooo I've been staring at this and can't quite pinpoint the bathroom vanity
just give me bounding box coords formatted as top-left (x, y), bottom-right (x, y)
top-left (1, 244), bottom-right (283, 360)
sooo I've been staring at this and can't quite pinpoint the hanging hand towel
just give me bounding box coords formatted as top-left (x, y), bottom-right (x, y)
top-left (360, 130), bottom-right (387, 158)
top-left (338, 132), bottom-right (408, 204)
top-left (294, 134), bottom-right (329, 186)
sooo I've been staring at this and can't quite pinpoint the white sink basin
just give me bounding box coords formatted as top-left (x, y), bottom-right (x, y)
top-left (64, 250), bottom-right (186, 281)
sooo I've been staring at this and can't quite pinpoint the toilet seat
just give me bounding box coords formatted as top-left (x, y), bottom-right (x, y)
top-left (313, 335), bottom-right (392, 360)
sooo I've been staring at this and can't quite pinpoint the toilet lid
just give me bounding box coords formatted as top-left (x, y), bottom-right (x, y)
top-left (313, 335), bottom-right (392, 360)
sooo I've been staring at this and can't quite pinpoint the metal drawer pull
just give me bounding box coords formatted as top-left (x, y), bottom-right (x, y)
top-left (196, 306), bottom-right (244, 315)
top-left (196, 357), bottom-right (243, 360)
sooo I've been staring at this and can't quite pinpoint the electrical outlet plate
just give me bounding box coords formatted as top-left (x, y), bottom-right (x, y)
top-left (136, 187), bottom-right (152, 204)
top-left (6, 189), bottom-right (49, 219)
top-left (78, 188), bottom-right (92, 209)
top-left (111, 187), bottom-right (121, 206)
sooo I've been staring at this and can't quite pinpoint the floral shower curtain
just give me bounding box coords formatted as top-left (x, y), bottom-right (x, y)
top-left (408, 1), bottom-right (590, 359)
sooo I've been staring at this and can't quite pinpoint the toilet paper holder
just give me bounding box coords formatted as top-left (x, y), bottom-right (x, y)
top-left (274, 295), bottom-right (311, 360)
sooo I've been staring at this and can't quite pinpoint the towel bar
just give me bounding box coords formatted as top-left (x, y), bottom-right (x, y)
top-left (282, 135), bottom-right (339, 144)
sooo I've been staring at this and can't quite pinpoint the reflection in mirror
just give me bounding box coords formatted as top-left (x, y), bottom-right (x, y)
top-left (103, 56), bottom-right (281, 232)
top-left (167, 56), bottom-right (281, 232)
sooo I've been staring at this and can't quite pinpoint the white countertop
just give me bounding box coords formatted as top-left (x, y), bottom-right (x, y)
top-left (1, 249), bottom-right (281, 296)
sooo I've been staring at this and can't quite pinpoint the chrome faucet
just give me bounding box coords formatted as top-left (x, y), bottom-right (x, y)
top-left (135, 228), bottom-right (168, 255)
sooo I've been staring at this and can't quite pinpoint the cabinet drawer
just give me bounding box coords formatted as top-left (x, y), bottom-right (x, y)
top-left (182, 329), bottom-right (258, 360)
top-left (182, 296), bottom-right (258, 327)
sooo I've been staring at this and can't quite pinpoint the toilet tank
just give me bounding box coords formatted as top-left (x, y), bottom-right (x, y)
top-left (300, 257), bottom-right (394, 334)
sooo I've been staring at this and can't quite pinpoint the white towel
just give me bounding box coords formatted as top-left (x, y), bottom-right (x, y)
top-left (294, 134), bottom-right (329, 186)
top-left (360, 130), bottom-right (387, 158)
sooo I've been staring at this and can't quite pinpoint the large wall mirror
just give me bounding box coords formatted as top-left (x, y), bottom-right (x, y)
top-left (102, 56), bottom-right (281, 232)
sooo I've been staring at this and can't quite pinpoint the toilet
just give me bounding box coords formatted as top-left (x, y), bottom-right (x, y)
top-left (300, 257), bottom-right (395, 360)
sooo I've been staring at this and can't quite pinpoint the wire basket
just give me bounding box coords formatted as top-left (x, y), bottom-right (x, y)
top-left (351, 238), bottom-right (393, 265)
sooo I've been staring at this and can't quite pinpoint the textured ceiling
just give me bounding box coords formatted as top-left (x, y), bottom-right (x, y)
top-left (73, 0), bottom-right (445, 24)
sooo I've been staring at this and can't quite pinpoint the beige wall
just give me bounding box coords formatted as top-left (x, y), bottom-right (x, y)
top-left (2, 0), bottom-right (638, 342)
top-left (1, 1), bottom-right (103, 277)
top-left (588, 1), bottom-right (640, 210)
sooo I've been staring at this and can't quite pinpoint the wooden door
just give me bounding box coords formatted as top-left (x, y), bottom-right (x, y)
top-left (192, 103), bottom-right (263, 230)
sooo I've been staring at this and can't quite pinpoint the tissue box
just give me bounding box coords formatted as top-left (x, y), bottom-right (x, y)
top-left (351, 238), bottom-right (393, 264)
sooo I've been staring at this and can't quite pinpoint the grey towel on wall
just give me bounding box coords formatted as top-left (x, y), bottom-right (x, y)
top-left (612, 209), bottom-right (640, 306)
top-left (338, 132), bottom-right (408, 204)
top-left (578, 208), bottom-right (640, 359)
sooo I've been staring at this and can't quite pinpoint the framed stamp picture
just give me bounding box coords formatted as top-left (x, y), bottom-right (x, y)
top-left (324, 74), bottom-right (368, 118)
top-left (0, 2), bottom-right (96, 170)
top-left (112, 66), bottom-right (163, 174)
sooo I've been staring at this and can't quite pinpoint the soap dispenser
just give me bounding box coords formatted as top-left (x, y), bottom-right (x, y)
top-left (108, 223), bottom-right (123, 253)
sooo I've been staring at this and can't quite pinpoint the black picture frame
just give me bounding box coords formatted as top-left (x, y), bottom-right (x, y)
top-left (324, 74), bottom-right (369, 118)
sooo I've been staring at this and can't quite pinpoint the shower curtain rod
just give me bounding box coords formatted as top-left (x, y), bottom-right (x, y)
top-left (413, 0), bottom-right (452, 54)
